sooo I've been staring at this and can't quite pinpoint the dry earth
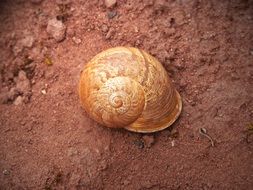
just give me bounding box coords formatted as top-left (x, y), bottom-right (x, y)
top-left (0, 0), bottom-right (253, 189)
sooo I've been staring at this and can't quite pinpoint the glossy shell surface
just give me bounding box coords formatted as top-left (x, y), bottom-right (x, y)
top-left (79, 47), bottom-right (182, 133)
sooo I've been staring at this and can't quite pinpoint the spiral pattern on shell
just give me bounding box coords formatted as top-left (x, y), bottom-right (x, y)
top-left (79, 47), bottom-right (182, 133)
top-left (88, 76), bottom-right (145, 127)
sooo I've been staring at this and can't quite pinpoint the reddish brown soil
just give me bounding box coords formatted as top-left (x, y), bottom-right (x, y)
top-left (0, 0), bottom-right (253, 189)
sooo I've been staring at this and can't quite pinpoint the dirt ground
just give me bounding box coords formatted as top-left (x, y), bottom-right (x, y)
top-left (0, 0), bottom-right (253, 189)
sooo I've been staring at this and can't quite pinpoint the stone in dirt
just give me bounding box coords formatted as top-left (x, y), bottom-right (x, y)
top-left (20, 35), bottom-right (34, 48)
top-left (12, 33), bottom-right (34, 55)
top-left (0, 87), bottom-right (19, 104)
top-left (2, 169), bottom-right (10, 175)
top-left (46, 18), bottom-right (66, 42)
top-left (101, 24), bottom-right (109, 33)
top-left (133, 139), bottom-right (144, 149)
top-left (8, 88), bottom-right (20, 100)
top-left (72, 37), bottom-right (82, 44)
top-left (14, 96), bottom-right (24, 105)
top-left (12, 70), bottom-right (32, 104)
top-left (105, 0), bottom-right (117, 8)
top-left (16, 70), bottom-right (31, 95)
top-left (41, 89), bottom-right (47, 95)
top-left (142, 135), bottom-right (155, 148)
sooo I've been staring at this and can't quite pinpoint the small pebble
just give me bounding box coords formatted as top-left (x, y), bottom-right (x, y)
top-left (16, 70), bottom-right (31, 95)
top-left (171, 130), bottom-right (179, 138)
top-left (20, 35), bottom-right (34, 48)
top-left (41, 89), bottom-right (47, 95)
top-left (18, 70), bottom-right (27, 81)
top-left (3, 169), bottom-right (10, 175)
top-left (46, 18), bottom-right (66, 42)
top-left (133, 139), bottom-right (144, 149)
top-left (72, 37), bottom-right (82, 44)
top-left (135, 39), bottom-right (141, 46)
top-left (0, 87), bottom-right (19, 104)
top-left (67, 147), bottom-right (78, 157)
top-left (101, 24), bottom-right (109, 33)
top-left (171, 140), bottom-right (175, 147)
top-left (133, 26), bottom-right (139, 33)
top-left (20, 120), bottom-right (26, 125)
top-left (142, 135), bottom-right (155, 148)
top-left (12, 34), bottom-right (34, 55)
top-left (105, 0), bottom-right (117, 8)
top-left (14, 96), bottom-right (23, 105)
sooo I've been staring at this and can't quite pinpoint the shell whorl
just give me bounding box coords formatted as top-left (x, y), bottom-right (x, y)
top-left (88, 76), bottom-right (145, 127)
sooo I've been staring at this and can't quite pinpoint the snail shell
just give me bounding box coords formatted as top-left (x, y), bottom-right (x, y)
top-left (79, 47), bottom-right (182, 133)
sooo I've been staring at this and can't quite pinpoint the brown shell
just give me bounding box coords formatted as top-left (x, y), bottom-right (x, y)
top-left (79, 47), bottom-right (182, 133)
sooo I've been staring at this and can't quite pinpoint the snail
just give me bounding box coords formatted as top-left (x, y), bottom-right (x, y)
top-left (79, 47), bottom-right (182, 133)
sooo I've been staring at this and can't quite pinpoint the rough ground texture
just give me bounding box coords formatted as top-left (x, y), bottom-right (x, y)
top-left (0, 0), bottom-right (253, 189)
